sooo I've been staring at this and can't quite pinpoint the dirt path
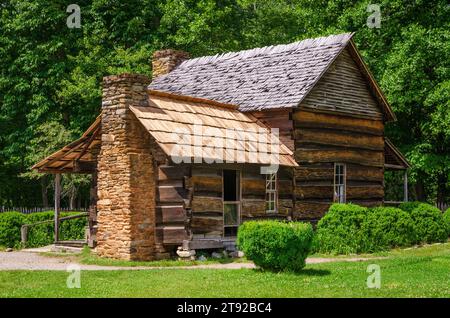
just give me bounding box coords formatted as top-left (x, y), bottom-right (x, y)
top-left (0, 251), bottom-right (381, 271)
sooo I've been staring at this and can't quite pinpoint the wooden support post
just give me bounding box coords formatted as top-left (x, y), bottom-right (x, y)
top-left (403, 170), bottom-right (408, 202)
top-left (54, 173), bottom-right (61, 243)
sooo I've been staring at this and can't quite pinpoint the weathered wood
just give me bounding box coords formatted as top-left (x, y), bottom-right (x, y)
top-left (242, 178), bottom-right (265, 196)
top-left (299, 48), bottom-right (383, 120)
top-left (191, 215), bottom-right (223, 234)
top-left (346, 164), bottom-right (384, 183)
top-left (295, 186), bottom-right (334, 200)
top-left (295, 164), bottom-right (333, 180)
top-left (191, 196), bottom-right (222, 213)
top-left (155, 205), bottom-right (186, 224)
top-left (241, 199), bottom-right (266, 216)
top-left (404, 171), bottom-right (408, 202)
top-left (347, 185), bottom-right (384, 200)
top-left (294, 128), bottom-right (384, 151)
top-left (192, 175), bottom-right (222, 193)
top-left (293, 201), bottom-right (331, 220)
top-left (54, 173), bottom-right (61, 243)
top-left (158, 165), bottom-right (190, 181)
top-left (188, 240), bottom-right (224, 250)
top-left (157, 186), bottom-right (188, 203)
top-left (156, 226), bottom-right (188, 244)
top-left (293, 110), bottom-right (384, 136)
top-left (295, 148), bottom-right (384, 167)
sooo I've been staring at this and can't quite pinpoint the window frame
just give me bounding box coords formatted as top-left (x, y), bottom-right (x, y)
top-left (334, 163), bottom-right (346, 203)
top-left (265, 173), bottom-right (278, 213)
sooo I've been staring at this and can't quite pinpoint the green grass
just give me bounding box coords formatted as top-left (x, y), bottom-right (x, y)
top-left (1, 243), bottom-right (450, 297)
top-left (40, 246), bottom-right (240, 267)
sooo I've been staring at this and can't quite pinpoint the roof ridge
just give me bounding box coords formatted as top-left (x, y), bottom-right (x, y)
top-left (179, 33), bottom-right (353, 69)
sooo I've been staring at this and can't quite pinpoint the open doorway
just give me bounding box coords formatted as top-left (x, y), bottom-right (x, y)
top-left (223, 169), bottom-right (240, 237)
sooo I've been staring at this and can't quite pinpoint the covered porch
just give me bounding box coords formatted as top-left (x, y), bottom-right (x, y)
top-left (31, 117), bottom-right (101, 247)
top-left (384, 138), bottom-right (411, 205)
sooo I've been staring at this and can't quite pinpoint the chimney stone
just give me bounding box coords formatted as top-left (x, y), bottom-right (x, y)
top-left (152, 49), bottom-right (190, 79)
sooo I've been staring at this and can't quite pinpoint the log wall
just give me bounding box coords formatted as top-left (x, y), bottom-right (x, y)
top-left (293, 110), bottom-right (384, 220)
top-left (188, 164), bottom-right (293, 239)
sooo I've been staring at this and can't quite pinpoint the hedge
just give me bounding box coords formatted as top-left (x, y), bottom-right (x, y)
top-left (313, 203), bottom-right (368, 254)
top-left (444, 208), bottom-right (450, 237)
top-left (0, 211), bottom-right (87, 248)
top-left (237, 220), bottom-right (313, 272)
top-left (407, 203), bottom-right (447, 243)
top-left (0, 212), bottom-right (25, 248)
top-left (314, 202), bottom-right (448, 254)
top-left (362, 207), bottom-right (416, 251)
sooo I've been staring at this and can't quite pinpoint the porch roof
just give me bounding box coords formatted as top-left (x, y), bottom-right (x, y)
top-left (131, 90), bottom-right (298, 167)
top-left (384, 138), bottom-right (411, 170)
top-left (31, 116), bottom-right (100, 173)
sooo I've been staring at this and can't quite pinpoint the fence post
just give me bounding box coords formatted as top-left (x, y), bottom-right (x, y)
top-left (21, 225), bottom-right (28, 245)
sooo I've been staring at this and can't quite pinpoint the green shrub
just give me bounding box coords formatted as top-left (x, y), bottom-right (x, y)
top-left (0, 211), bottom-right (87, 248)
top-left (0, 212), bottom-right (25, 248)
top-left (398, 201), bottom-right (422, 213)
top-left (24, 211), bottom-right (87, 248)
top-left (409, 203), bottom-right (447, 244)
top-left (237, 220), bottom-right (313, 272)
top-left (444, 208), bottom-right (450, 237)
top-left (362, 207), bottom-right (416, 251)
top-left (313, 203), bottom-right (368, 254)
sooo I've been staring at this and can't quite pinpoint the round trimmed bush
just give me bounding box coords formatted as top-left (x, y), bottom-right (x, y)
top-left (0, 212), bottom-right (25, 248)
top-left (444, 208), bottom-right (450, 237)
top-left (237, 220), bottom-right (313, 272)
top-left (409, 203), bottom-right (447, 244)
top-left (362, 207), bottom-right (416, 251)
top-left (313, 203), bottom-right (368, 254)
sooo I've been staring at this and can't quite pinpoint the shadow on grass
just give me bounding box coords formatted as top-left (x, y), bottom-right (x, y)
top-left (252, 267), bottom-right (331, 276)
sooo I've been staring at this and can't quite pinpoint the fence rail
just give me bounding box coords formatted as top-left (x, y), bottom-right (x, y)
top-left (0, 206), bottom-right (88, 214)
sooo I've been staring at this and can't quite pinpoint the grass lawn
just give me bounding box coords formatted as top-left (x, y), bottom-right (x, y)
top-left (1, 243), bottom-right (449, 298)
top-left (40, 247), bottom-right (241, 267)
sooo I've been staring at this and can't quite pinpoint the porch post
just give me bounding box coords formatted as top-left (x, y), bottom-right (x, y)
top-left (403, 170), bottom-right (408, 202)
top-left (54, 173), bottom-right (61, 242)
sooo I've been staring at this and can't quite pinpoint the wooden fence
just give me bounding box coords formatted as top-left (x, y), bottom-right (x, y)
top-left (0, 206), bottom-right (88, 214)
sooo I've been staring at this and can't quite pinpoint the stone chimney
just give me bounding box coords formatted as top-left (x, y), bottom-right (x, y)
top-left (151, 49), bottom-right (190, 79)
top-left (96, 73), bottom-right (157, 261)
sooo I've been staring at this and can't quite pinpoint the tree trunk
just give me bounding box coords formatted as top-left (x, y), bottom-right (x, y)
top-left (41, 176), bottom-right (49, 208)
top-left (69, 189), bottom-right (76, 210)
top-left (414, 179), bottom-right (426, 201)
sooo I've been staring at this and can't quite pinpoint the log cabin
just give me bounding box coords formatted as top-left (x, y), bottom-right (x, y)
top-left (32, 33), bottom-right (410, 260)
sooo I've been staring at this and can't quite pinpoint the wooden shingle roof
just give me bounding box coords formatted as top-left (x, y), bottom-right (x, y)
top-left (150, 33), bottom-right (353, 112)
top-left (130, 90), bottom-right (298, 167)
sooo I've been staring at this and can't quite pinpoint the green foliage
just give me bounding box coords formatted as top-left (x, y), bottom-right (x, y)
top-left (314, 203), bottom-right (447, 254)
top-left (0, 0), bottom-right (448, 206)
top-left (0, 211), bottom-right (86, 248)
top-left (444, 208), bottom-right (450, 236)
top-left (398, 201), bottom-right (422, 213)
top-left (313, 203), bottom-right (368, 254)
top-left (408, 203), bottom-right (447, 244)
top-left (237, 220), bottom-right (313, 272)
top-left (0, 213), bottom-right (25, 248)
top-left (362, 207), bottom-right (416, 251)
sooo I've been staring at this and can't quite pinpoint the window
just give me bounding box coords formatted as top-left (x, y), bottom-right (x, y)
top-left (223, 170), bottom-right (240, 237)
top-left (334, 163), bottom-right (346, 203)
top-left (265, 173), bottom-right (277, 213)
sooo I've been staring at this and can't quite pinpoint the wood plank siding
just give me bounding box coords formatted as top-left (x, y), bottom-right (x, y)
top-left (291, 47), bottom-right (385, 220)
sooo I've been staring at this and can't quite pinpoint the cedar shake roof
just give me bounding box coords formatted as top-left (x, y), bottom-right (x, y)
top-left (130, 90), bottom-right (298, 167)
top-left (32, 116), bottom-right (101, 173)
top-left (150, 33), bottom-right (353, 112)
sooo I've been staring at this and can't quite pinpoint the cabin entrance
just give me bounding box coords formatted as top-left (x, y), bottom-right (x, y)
top-left (223, 169), bottom-right (241, 237)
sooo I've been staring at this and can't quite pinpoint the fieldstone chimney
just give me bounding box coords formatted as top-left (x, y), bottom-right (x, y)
top-left (96, 73), bottom-right (157, 261)
top-left (152, 49), bottom-right (190, 79)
